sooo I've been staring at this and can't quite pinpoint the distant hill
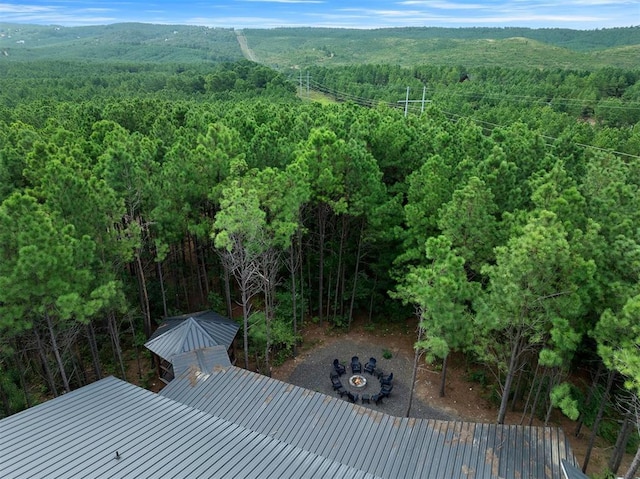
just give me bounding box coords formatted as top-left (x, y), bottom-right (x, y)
top-left (1, 23), bottom-right (638, 70)
top-left (0, 23), bottom-right (243, 63)
top-left (243, 26), bottom-right (640, 70)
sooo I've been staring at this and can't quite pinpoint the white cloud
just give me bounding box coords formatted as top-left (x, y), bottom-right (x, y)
top-left (452, 14), bottom-right (604, 23)
top-left (237, 0), bottom-right (324, 4)
top-left (565, 0), bottom-right (635, 4)
top-left (397, 1), bottom-right (488, 9)
top-left (0, 3), bottom-right (56, 13)
top-left (0, 0), bottom-right (635, 29)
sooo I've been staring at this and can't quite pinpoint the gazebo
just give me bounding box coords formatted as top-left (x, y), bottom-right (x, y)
top-left (144, 310), bottom-right (239, 383)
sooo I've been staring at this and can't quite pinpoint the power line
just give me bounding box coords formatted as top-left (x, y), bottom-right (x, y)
top-left (436, 108), bottom-right (640, 160)
top-left (424, 86), bottom-right (640, 111)
top-left (290, 74), bottom-right (640, 161)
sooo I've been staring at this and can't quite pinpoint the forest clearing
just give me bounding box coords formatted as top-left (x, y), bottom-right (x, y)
top-left (272, 318), bottom-right (636, 478)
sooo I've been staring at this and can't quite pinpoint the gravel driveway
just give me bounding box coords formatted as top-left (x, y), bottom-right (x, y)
top-left (285, 336), bottom-right (456, 420)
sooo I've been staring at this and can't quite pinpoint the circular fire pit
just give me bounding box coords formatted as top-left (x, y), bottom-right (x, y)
top-left (349, 375), bottom-right (367, 388)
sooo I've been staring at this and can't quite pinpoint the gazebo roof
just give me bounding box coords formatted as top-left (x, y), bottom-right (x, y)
top-left (171, 345), bottom-right (232, 379)
top-left (144, 310), bottom-right (238, 362)
top-left (561, 459), bottom-right (589, 479)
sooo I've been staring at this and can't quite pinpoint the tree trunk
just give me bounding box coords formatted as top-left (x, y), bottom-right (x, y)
top-left (135, 252), bottom-right (152, 338)
top-left (34, 327), bottom-right (58, 397)
top-left (575, 361), bottom-right (603, 437)
top-left (181, 240), bottom-right (190, 310)
top-left (609, 414), bottom-right (633, 475)
top-left (339, 248), bottom-right (346, 319)
top-left (406, 325), bottom-right (424, 417)
top-left (127, 314), bottom-right (143, 380)
top-left (72, 343), bottom-right (87, 386)
top-left (317, 204), bottom-right (327, 323)
top-left (157, 259), bottom-right (168, 318)
top-left (368, 274), bottom-right (378, 323)
top-left (171, 244), bottom-right (181, 311)
top-left (326, 264), bottom-right (333, 323)
top-left (46, 311), bottom-right (70, 393)
top-left (222, 257), bottom-right (233, 319)
top-left (262, 271), bottom-right (272, 377)
top-left (544, 370), bottom-right (560, 426)
top-left (348, 221), bottom-right (364, 331)
top-left (289, 246), bottom-right (298, 358)
top-left (0, 379), bottom-right (11, 416)
top-left (241, 285), bottom-right (250, 370)
top-left (332, 216), bottom-right (346, 324)
top-left (520, 360), bottom-right (539, 425)
top-left (497, 334), bottom-right (521, 424)
top-left (297, 229), bottom-right (305, 326)
top-left (12, 344), bottom-right (31, 408)
top-left (198, 236), bottom-right (210, 302)
top-left (623, 444), bottom-right (640, 479)
top-left (583, 368), bottom-right (616, 473)
top-left (86, 322), bottom-right (102, 380)
top-left (528, 368), bottom-right (548, 426)
top-left (511, 361), bottom-right (525, 412)
top-left (108, 312), bottom-right (127, 380)
top-left (439, 353), bottom-right (449, 398)
top-left (193, 235), bottom-right (205, 306)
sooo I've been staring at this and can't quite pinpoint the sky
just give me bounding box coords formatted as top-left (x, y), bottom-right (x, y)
top-left (0, 0), bottom-right (638, 30)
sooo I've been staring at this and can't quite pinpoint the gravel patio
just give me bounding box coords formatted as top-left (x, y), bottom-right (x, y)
top-left (283, 335), bottom-right (457, 420)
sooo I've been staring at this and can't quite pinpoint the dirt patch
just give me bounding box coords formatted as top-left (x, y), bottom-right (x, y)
top-left (272, 317), bottom-right (635, 478)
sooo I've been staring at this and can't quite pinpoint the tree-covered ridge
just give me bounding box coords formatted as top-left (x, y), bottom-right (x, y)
top-left (1, 59), bottom-right (640, 476)
top-left (250, 26), bottom-right (640, 51)
top-left (1, 23), bottom-right (639, 68)
top-left (0, 23), bottom-right (242, 62)
top-left (245, 26), bottom-right (640, 70)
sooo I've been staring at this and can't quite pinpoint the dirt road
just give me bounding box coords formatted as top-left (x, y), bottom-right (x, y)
top-left (235, 30), bottom-right (257, 62)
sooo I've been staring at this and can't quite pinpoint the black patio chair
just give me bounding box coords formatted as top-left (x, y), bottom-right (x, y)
top-left (363, 357), bottom-right (377, 375)
top-left (331, 377), bottom-right (343, 390)
top-left (372, 393), bottom-right (384, 405)
top-left (380, 384), bottom-right (393, 398)
top-left (330, 370), bottom-right (339, 380)
top-left (351, 356), bottom-right (362, 374)
top-left (336, 386), bottom-right (348, 397)
top-left (380, 372), bottom-right (393, 386)
top-left (333, 359), bottom-right (346, 376)
top-left (346, 391), bottom-right (359, 403)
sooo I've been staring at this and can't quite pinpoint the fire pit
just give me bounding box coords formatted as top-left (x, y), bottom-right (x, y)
top-left (349, 375), bottom-right (367, 388)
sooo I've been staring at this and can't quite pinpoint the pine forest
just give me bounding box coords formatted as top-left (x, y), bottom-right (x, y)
top-left (1, 23), bottom-right (640, 476)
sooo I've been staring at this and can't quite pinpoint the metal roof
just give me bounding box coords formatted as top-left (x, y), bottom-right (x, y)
top-left (161, 365), bottom-right (578, 479)
top-left (171, 345), bottom-right (232, 379)
top-left (0, 376), bottom-right (377, 479)
top-left (561, 459), bottom-right (589, 479)
top-left (145, 310), bottom-right (239, 361)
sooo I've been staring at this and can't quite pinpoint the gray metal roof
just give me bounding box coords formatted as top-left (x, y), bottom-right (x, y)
top-left (171, 345), bottom-right (232, 379)
top-left (561, 459), bottom-right (589, 479)
top-left (145, 310), bottom-right (239, 361)
top-left (161, 365), bottom-right (578, 479)
top-left (0, 376), bottom-right (377, 479)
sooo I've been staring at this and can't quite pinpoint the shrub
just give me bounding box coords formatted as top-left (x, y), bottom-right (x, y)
top-left (467, 369), bottom-right (489, 387)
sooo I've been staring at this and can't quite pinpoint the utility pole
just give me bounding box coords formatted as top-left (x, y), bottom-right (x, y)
top-left (404, 87), bottom-right (410, 117)
top-left (398, 86), bottom-right (431, 117)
